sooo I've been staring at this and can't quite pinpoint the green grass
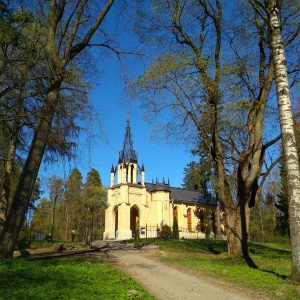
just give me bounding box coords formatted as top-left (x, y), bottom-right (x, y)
top-left (0, 255), bottom-right (155, 300)
top-left (154, 239), bottom-right (298, 300)
top-left (1, 239), bottom-right (299, 300)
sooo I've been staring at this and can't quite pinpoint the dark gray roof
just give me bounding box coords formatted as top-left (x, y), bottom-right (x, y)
top-left (169, 187), bottom-right (216, 206)
top-left (145, 183), bottom-right (216, 206)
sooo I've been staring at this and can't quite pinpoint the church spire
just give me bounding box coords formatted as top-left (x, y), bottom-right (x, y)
top-left (118, 116), bottom-right (138, 164)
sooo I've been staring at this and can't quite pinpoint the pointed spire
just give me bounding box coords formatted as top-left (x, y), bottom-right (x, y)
top-left (118, 116), bottom-right (138, 164)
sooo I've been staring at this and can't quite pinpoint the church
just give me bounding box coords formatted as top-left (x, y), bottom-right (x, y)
top-left (103, 118), bottom-right (221, 240)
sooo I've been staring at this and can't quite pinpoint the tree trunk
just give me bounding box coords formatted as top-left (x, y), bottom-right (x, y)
top-left (0, 0), bottom-right (115, 258)
top-left (0, 130), bottom-right (19, 232)
top-left (269, 1), bottom-right (300, 282)
top-left (225, 207), bottom-right (242, 254)
top-left (0, 83), bottom-right (25, 232)
top-left (0, 88), bottom-right (60, 258)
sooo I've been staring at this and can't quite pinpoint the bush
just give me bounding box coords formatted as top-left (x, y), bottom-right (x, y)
top-left (161, 225), bottom-right (172, 240)
top-left (16, 239), bottom-right (30, 250)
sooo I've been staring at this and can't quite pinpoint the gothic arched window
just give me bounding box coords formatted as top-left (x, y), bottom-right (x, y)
top-left (187, 208), bottom-right (192, 232)
top-left (173, 206), bottom-right (178, 222)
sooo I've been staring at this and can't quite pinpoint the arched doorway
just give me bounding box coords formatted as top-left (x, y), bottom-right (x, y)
top-left (199, 210), bottom-right (205, 233)
top-left (130, 205), bottom-right (139, 237)
top-left (173, 206), bottom-right (178, 222)
top-left (114, 206), bottom-right (118, 238)
top-left (187, 208), bottom-right (192, 232)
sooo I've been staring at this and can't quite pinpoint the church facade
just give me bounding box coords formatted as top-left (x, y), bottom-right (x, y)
top-left (103, 118), bottom-right (221, 240)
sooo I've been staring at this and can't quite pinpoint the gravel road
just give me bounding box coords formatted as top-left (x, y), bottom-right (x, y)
top-left (94, 241), bottom-right (269, 300)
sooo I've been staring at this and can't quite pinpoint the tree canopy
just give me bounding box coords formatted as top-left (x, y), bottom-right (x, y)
top-left (131, 0), bottom-right (299, 264)
top-left (0, 0), bottom-right (115, 258)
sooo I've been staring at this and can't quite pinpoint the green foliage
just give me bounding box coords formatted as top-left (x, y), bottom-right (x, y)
top-left (64, 168), bottom-right (84, 239)
top-left (139, 52), bottom-right (191, 85)
top-left (275, 163), bottom-right (290, 236)
top-left (182, 154), bottom-right (215, 197)
top-left (0, 257), bottom-right (155, 300)
top-left (0, 4), bottom-right (33, 45)
top-left (173, 217), bottom-right (179, 240)
top-left (31, 197), bottom-right (53, 228)
top-left (157, 239), bottom-right (297, 299)
top-left (249, 193), bottom-right (277, 242)
top-left (160, 225), bottom-right (172, 240)
top-left (85, 168), bottom-right (104, 205)
top-left (84, 168), bottom-right (106, 242)
top-left (182, 161), bottom-right (201, 191)
top-left (30, 168), bottom-right (106, 243)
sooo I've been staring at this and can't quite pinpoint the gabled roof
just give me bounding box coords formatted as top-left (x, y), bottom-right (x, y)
top-left (145, 183), bottom-right (216, 206)
top-left (169, 186), bottom-right (216, 206)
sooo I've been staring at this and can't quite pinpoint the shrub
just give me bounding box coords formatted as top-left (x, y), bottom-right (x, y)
top-left (173, 217), bottom-right (179, 240)
top-left (16, 239), bottom-right (30, 250)
top-left (161, 225), bottom-right (172, 240)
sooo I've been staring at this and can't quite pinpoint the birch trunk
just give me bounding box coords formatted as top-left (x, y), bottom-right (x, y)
top-left (269, 0), bottom-right (300, 282)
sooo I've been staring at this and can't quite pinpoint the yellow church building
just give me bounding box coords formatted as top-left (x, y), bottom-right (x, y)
top-left (103, 118), bottom-right (221, 240)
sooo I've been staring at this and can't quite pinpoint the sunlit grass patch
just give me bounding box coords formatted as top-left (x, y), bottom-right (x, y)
top-left (0, 256), bottom-right (155, 300)
top-left (154, 239), bottom-right (298, 300)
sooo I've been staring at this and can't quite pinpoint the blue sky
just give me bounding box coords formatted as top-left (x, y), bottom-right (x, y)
top-left (40, 59), bottom-right (194, 189)
top-left (86, 98), bottom-right (194, 188)
top-left (84, 81), bottom-right (194, 188)
top-left (38, 3), bottom-right (196, 190)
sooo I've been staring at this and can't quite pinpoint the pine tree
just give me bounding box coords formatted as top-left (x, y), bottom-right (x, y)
top-left (84, 169), bottom-right (106, 243)
top-left (64, 168), bottom-right (83, 241)
top-left (182, 161), bottom-right (201, 191)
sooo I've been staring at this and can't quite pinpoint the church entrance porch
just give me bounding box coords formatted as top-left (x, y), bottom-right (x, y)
top-left (130, 205), bottom-right (139, 238)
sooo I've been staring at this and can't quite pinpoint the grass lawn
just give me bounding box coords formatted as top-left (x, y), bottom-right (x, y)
top-left (0, 254), bottom-right (155, 300)
top-left (0, 239), bottom-right (298, 300)
top-left (154, 239), bottom-right (299, 300)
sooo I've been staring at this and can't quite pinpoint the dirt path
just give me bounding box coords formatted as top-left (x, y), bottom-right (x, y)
top-left (93, 241), bottom-right (270, 300)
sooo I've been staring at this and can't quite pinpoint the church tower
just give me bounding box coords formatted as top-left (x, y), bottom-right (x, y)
top-left (110, 117), bottom-right (144, 186)
top-left (104, 117), bottom-right (146, 240)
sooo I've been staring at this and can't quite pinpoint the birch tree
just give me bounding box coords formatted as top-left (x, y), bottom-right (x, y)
top-left (249, 0), bottom-right (300, 282)
top-left (268, 0), bottom-right (300, 283)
